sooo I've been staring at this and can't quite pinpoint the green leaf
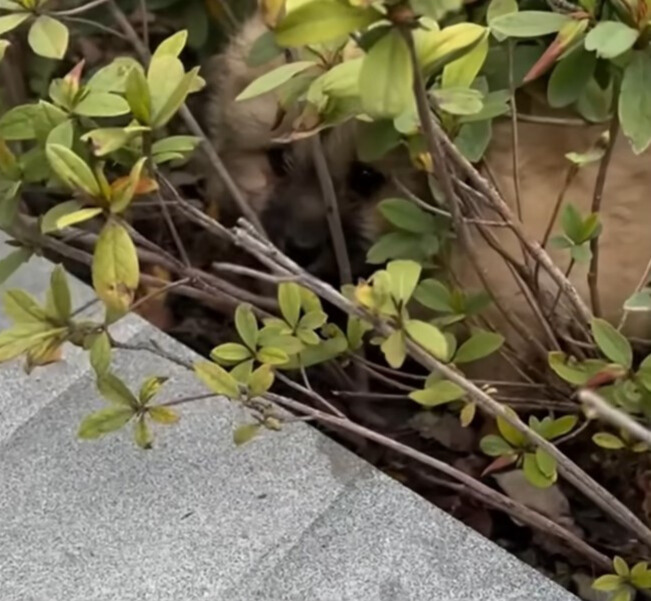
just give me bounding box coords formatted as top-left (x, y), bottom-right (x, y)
top-left (110, 156), bottom-right (149, 213)
top-left (454, 330), bottom-right (504, 364)
top-left (230, 360), bottom-right (253, 384)
top-left (387, 259), bottom-right (421, 304)
top-left (487, 0), bottom-right (517, 27)
top-left (489, 11), bottom-right (571, 38)
top-left (624, 289), bottom-right (651, 312)
top-left (151, 135), bottom-right (199, 158)
top-left (414, 279), bottom-right (452, 312)
top-left (152, 65), bottom-right (201, 128)
top-left (454, 119), bottom-right (492, 162)
top-left (548, 46), bottom-right (596, 108)
top-left (366, 231), bottom-right (423, 264)
top-left (278, 282), bottom-right (301, 329)
top-left (0, 104), bottom-right (40, 140)
top-left (92, 220), bottom-right (139, 314)
top-left (404, 319), bottom-right (448, 360)
top-left (433, 87), bottom-right (483, 116)
top-left (41, 201), bottom-right (102, 233)
top-left (497, 409), bottom-right (527, 447)
top-left (3, 288), bottom-right (47, 323)
top-left (347, 316), bottom-right (372, 351)
top-left (235, 303), bottom-right (258, 350)
top-left (585, 21), bottom-right (638, 60)
top-left (409, 380), bottom-right (465, 407)
top-left (73, 92), bottom-right (130, 117)
top-left (537, 415), bottom-right (578, 440)
top-left (411, 0), bottom-right (462, 21)
top-left (82, 126), bottom-right (146, 157)
top-left (152, 29), bottom-right (188, 59)
top-left (548, 351), bottom-right (608, 385)
top-left (0, 247), bottom-right (32, 285)
top-left (0, 323), bottom-right (63, 363)
top-left (298, 310), bottom-right (327, 331)
top-left (87, 57), bottom-right (141, 93)
top-left (247, 30), bottom-right (284, 67)
top-left (378, 198), bottom-right (437, 233)
top-left (257, 331), bottom-right (303, 355)
top-left (480, 434), bottom-right (513, 456)
top-left (236, 61), bottom-right (316, 101)
top-left (592, 432), bottom-right (625, 449)
top-left (577, 76), bottom-right (613, 123)
top-left (46, 144), bottom-right (100, 197)
top-left (535, 448), bottom-right (557, 480)
top-left (133, 416), bottom-right (152, 449)
top-left (194, 361), bottom-right (240, 398)
top-left (297, 328), bottom-right (320, 346)
top-left (0, 12), bottom-right (28, 35)
top-left (620, 52), bottom-right (651, 154)
top-left (441, 32), bottom-right (488, 89)
top-left (139, 375), bottom-right (168, 404)
top-left (560, 203), bottom-right (584, 244)
top-left (148, 406), bottom-right (179, 424)
top-left (591, 317), bottom-right (633, 368)
top-left (274, 0), bottom-right (380, 47)
top-left (210, 342), bottom-right (253, 365)
top-left (614, 556), bottom-right (630, 577)
top-left (47, 118), bottom-right (73, 148)
top-left (78, 406), bottom-right (134, 440)
top-left (126, 66), bottom-right (151, 124)
top-left (592, 575), bottom-right (623, 592)
top-left (97, 372), bottom-right (138, 408)
top-left (28, 16), bottom-right (68, 60)
top-left (89, 332), bottom-right (111, 376)
top-left (248, 364), bottom-right (274, 397)
top-left (381, 329), bottom-right (407, 369)
top-left (631, 562), bottom-right (651, 588)
top-left (233, 423), bottom-right (261, 446)
top-left (257, 346), bottom-right (290, 365)
top-left (48, 265), bottom-right (71, 321)
top-left (360, 29), bottom-right (413, 119)
top-left (522, 452), bottom-right (554, 488)
top-left (611, 589), bottom-right (633, 601)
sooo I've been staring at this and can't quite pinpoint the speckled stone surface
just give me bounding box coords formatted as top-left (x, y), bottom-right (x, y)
top-left (0, 233), bottom-right (577, 601)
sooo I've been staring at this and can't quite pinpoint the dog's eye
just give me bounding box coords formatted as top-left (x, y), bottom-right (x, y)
top-left (267, 147), bottom-right (290, 177)
top-left (348, 161), bottom-right (386, 197)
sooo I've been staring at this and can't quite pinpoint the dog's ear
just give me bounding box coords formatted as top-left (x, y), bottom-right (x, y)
top-left (203, 11), bottom-right (289, 152)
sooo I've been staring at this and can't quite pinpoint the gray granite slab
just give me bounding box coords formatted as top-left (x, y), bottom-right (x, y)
top-left (0, 230), bottom-right (578, 601)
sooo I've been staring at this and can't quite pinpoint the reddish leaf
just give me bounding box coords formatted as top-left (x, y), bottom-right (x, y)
top-left (481, 453), bottom-right (518, 477)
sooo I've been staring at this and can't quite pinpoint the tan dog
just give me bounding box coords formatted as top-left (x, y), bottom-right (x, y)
top-left (201, 9), bottom-right (651, 376)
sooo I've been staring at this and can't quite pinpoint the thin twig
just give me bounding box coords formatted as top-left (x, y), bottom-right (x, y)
top-left (130, 276), bottom-right (191, 314)
top-left (111, 338), bottom-right (193, 370)
top-left (588, 116), bottom-right (619, 317)
top-left (155, 177), bottom-right (191, 267)
top-left (52, 0), bottom-right (110, 16)
top-left (230, 219), bottom-right (651, 548)
top-left (266, 391), bottom-right (611, 571)
top-left (139, 0), bottom-right (149, 49)
top-left (106, 0), bottom-right (267, 236)
top-left (507, 41), bottom-right (523, 222)
top-left (508, 112), bottom-right (588, 127)
top-left (159, 392), bottom-right (218, 407)
top-left (58, 16), bottom-right (128, 39)
top-left (311, 134), bottom-right (352, 285)
top-left (580, 389), bottom-right (651, 446)
top-left (212, 262), bottom-right (299, 283)
top-left (275, 372), bottom-right (346, 418)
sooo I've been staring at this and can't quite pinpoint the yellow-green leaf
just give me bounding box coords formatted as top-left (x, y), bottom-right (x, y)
top-left (73, 92), bottom-right (130, 118)
top-left (0, 12), bottom-right (28, 36)
top-left (151, 66), bottom-right (201, 128)
top-left (442, 34), bottom-right (488, 89)
top-left (480, 434), bottom-right (513, 456)
top-left (591, 317), bottom-right (632, 368)
top-left (211, 342), bottom-right (253, 365)
top-left (41, 201), bottom-right (102, 233)
top-left (78, 406), bottom-right (134, 439)
top-left (274, 0), bottom-right (380, 47)
top-left (404, 319), bottom-right (448, 360)
top-left (249, 363), bottom-right (274, 397)
top-left (194, 360), bottom-right (240, 398)
top-left (46, 144), bottom-right (100, 197)
top-left (592, 432), bottom-right (625, 449)
top-left (233, 423), bottom-right (261, 446)
top-left (126, 66), bottom-right (151, 124)
top-left (28, 16), bottom-right (68, 60)
top-left (237, 61), bottom-right (317, 101)
top-left (460, 401), bottom-right (476, 427)
top-left (522, 452), bottom-right (554, 488)
top-left (454, 330), bottom-right (504, 364)
top-left (535, 448), bottom-right (557, 480)
top-left (152, 30), bottom-right (188, 59)
top-left (257, 346), bottom-right (290, 365)
top-left (278, 282), bottom-right (301, 328)
top-left (614, 556), bottom-right (630, 577)
top-left (235, 303), bottom-right (258, 350)
top-left (497, 407), bottom-right (527, 447)
top-left (3, 288), bottom-right (47, 324)
top-left (387, 259), bottom-right (421, 304)
top-left (92, 220), bottom-right (139, 314)
top-left (89, 332), bottom-right (111, 376)
top-left (592, 575), bottom-right (623, 592)
top-left (381, 329), bottom-right (406, 369)
top-left (139, 375), bottom-right (168, 404)
top-left (47, 264), bottom-right (71, 322)
top-left (360, 29), bottom-right (413, 119)
top-left (110, 157), bottom-right (149, 213)
top-left (133, 415), bottom-right (152, 449)
top-left (409, 380), bottom-right (465, 407)
top-left (148, 405), bottom-right (179, 424)
top-left (97, 372), bottom-right (138, 408)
